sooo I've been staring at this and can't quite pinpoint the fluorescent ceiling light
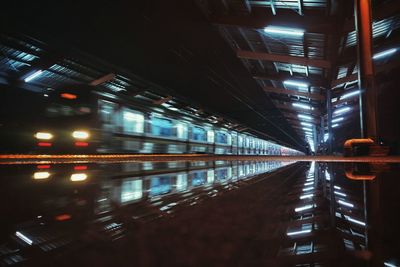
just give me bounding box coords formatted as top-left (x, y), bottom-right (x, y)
top-left (304, 182), bottom-right (313, 186)
top-left (341, 90), bottom-right (360, 99)
top-left (298, 114), bottom-right (312, 121)
top-left (15, 231), bottom-right (33, 245)
top-left (373, 48), bottom-right (397, 60)
top-left (300, 193), bottom-right (314, 199)
top-left (264, 26), bottom-right (305, 36)
top-left (333, 107), bottom-right (351, 115)
top-left (293, 103), bottom-right (312, 110)
top-left (332, 117), bottom-right (343, 123)
top-left (24, 70), bottom-right (43, 82)
top-left (303, 127), bottom-right (312, 131)
top-left (301, 122), bottom-right (312, 127)
top-left (287, 229), bottom-right (312, 236)
top-left (283, 80), bottom-right (308, 88)
top-left (384, 262), bottom-right (397, 267)
top-left (345, 216), bottom-right (366, 226)
top-left (295, 204), bottom-right (314, 212)
top-left (334, 185), bottom-right (341, 190)
top-left (302, 187), bottom-right (314, 192)
top-left (332, 123), bottom-right (339, 128)
top-left (334, 191), bottom-right (346, 197)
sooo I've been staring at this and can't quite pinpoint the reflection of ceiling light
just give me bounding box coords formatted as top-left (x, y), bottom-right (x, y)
top-left (264, 26), bottom-right (305, 36)
top-left (334, 107), bottom-right (351, 115)
top-left (373, 48), bottom-right (397, 60)
top-left (287, 229), bottom-right (311, 236)
top-left (298, 114), bottom-right (312, 120)
top-left (341, 90), bottom-right (360, 99)
top-left (332, 117), bottom-right (343, 123)
top-left (293, 103), bottom-right (312, 110)
top-left (283, 80), bottom-right (308, 88)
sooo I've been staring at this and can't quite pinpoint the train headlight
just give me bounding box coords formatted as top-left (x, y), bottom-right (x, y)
top-left (34, 132), bottom-right (53, 140)
top-left (70, 173), bottom-right (87, 182)
top-left (72, 130), bottom-right (90, 139)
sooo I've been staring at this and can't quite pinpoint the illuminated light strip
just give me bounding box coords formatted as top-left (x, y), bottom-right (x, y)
top-left (295, 204), bottom-right (314, 212)
top-left (33, 171), bottom-right (50, 180)
top-left (304, 182), bottom-right (314, 186)
top-left (373, 48), bottom-right (397, 60)
top-left (301, 122), bottom-right (313, 127)
top-left (332, 123), bottom-right (340, 128)
top-left (15, 231), bottom-right (33, 245)
top-left (287, 229), bottom-right (312, 236)
top-left (264, 26), bottom-right (304, 36)
top-left (384, 262), bottom-right (398, 267)
top-left (55, 214), bottom-right (72, 221)
top-left (334, 185), bottom-right (341, 190)
top-left (38, 142), bottom-right (52, 147)
top-left (61, 93), bottom-right (77, 100)
top-left (333, 106), bottom-right (351, 115)
top-left (334, 191), bottom-right (346, 197)
top-left (306, 178), bottom-right (314, 182)
top-left (70, 173), bottom-right (87, 182)
top-left (302, 187), bottom-right (314, 192)
top-left (283, 80), bottom-right (308, 88)
top-left (298, 114), bottom-right (312, 120)
top-left (332, 117), bottom-right (344, 123)
top-left (345, 216), bottom-right (366, 226)
top-left (293, 103), bottom-right (312, 110)
top-left (300, 193), bottom-right (314, 199)
top-left (341, 90), bottom-right (361, 100)
top-left (338, 200), bottom-right (354, 208)
top-left (24, 70), bottom-right (43, 82)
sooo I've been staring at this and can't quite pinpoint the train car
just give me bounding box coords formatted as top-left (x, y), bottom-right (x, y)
top-left (1, 83), bottom-right (302, 155)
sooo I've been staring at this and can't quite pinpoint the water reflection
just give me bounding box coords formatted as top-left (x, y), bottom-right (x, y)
top-left (0, 160), bottom-right (294, 266)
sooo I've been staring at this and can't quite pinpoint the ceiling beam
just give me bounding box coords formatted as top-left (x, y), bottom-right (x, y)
top-left (211, 14), bottom-right (337, 34)
top-left (237, 50), bottom-right (332, 69)
top-left (264, 86), bottom-right (325, 101)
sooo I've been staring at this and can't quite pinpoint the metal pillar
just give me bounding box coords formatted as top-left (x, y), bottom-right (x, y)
top-left (326, 89), bottom-right (333, 154)
top-left (354, 0), bottom-right (378, 139)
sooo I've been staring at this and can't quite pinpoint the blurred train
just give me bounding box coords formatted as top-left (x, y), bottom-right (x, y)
top-left (1, 84), bottom-right (301, 155)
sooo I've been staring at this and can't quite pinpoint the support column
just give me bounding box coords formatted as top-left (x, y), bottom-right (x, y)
top-left (326, 89), bottom-right (333, 154)
top-left (354, 0), bottom-right (378, 139)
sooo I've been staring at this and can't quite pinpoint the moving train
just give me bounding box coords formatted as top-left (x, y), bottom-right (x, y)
top-left (1, 84), bottom-right (301, 155)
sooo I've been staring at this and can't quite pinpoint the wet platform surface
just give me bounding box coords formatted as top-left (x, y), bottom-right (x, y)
top-left (0, 160), bottom-right (399, 266)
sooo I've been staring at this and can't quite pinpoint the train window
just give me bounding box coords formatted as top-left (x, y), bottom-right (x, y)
top-left (149, 176), bottom-right (171, 196)
top-left (191, 126), bottom-right (207, 141)
top-left (216, 131), bottom-right (228, 144)
top-left (191, 172), bottom-right (207, 186)
top-left (176, 174), bottom-right (188, 191)
top-left (121, 179), bottom-right (143, 203)
top-left (99, 100), bottom-right (117, 123)
top-left (151, 117), bottom-right (173, 137)
top-left (207, 130), bottom-right (214, 143)
top-left (123, 110), bottom-right (144, 133)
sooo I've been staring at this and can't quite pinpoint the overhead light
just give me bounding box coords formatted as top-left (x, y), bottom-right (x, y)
top-left (384, 262), bottom-right (398, 267)
top-left (295, 204), bottom-right (314, 212)
top-left (24, 70), bottom-right (43, 82)
top-left (298, 114), bottom-right (312, 121)
top-left (70, 173), bottom-right (88, 182)
top-left (264, 26), bottom-right (305, 37)
top-left (304, 182), bottom-right (313, 186)
top-left (302, 187), bottom-right (314, 192)
top-left (303, 127), bottom-right (312, 131)
top-left (283, 80), bottom-right (308, 88)
top-left (324, 133), bottom-right (329, 142)
top-left (341, 90), bottom-right (361, 99)
top-left (287, 229), bottom-right (312, 236)
top-left (72, 130), bottom-right (90, 139)
top-left (15, 231), bottom-right (33, 245)
top-left (334, 191), bottom-right (346, 197)
top-left (333, 106), bottom-right (351, 115)
top-left (293, 103), bottom-right (312, 110)
top-left (332, 117), bottom-right (343, 123)
top-left (373, 48), bottom-right (397, 60)
top-left (33, 172), bottom-right (51, 180)
top-left (345, 215), bottom-right (366, 226)
top-left (332, 123), bottom-right (339, 128)
top-left (301, 122), bottom-right (312, 127)
top-left (334, 185), bottom-right (341, 190)
top-left (300, 193), bottom-right (314, 199)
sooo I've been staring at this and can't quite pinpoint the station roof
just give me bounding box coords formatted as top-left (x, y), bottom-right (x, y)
top-left (1, 0), bottom-right (400, 151)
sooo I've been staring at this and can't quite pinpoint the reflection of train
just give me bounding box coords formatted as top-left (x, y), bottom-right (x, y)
top-left (1, 161), bottom-right (295, 266)
top-left (3, 84), bottom-right (301, 154)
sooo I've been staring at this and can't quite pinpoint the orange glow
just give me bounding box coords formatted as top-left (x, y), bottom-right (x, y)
top-left (37, 165), bottom-right (51, 169)
top-left (38, 142), bottom-right (52, 147)
top-left (55, 214), bottom-right (72, 221)
top-left (344, 138), bottom-right (374, 148)
top-left (345, 170), bottom-right (376, 181)
top-left (75, 141), bottom-right (89, 147)
top-left (60, 93), bottom-right (77, 100)
top-left (74, 165), bottom-right (88, 170)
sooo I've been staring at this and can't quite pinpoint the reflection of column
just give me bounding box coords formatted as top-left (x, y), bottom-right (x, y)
top-left (367, 175), bottom-right (382, 266)
top-left (326, 89), bottom-right (333, 154)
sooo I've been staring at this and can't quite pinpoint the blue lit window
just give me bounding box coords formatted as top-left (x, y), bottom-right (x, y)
top-left (216, 132), bottom-right (228, 144)
top-left (149, 176), bottom-right (171, 196)
top-left (192, 127), bottom-right (207, 141)
top-left (191, 172), bottom-right (207, 186)
top-left (151, 117), bottom-right (173, 137)
top-left (215, 169), bottom-right (228, 181)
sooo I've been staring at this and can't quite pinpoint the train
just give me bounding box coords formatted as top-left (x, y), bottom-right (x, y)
top-left (1, 84), bottom-right (302, 155)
